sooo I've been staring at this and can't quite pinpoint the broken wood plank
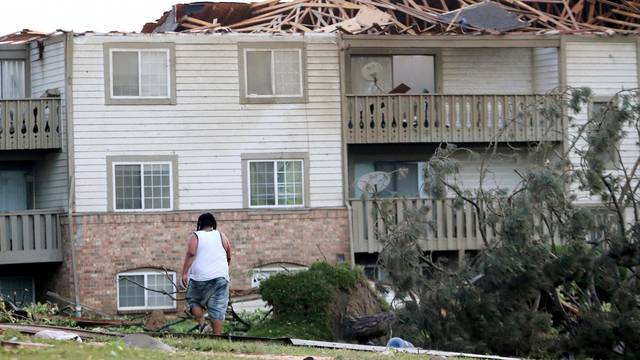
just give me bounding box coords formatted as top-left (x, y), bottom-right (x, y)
top-left (1, 340), bottom-right (54, 349)
top-left (595, 15), bottom-right (640, 28)
top-left (180, 16), bottom-right (216, 27)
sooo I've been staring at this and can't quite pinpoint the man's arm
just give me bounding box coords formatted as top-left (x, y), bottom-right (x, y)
top-left (221, 232), bottom-right (232, 265)
top-left (181, 233), bottom-right (198, 288)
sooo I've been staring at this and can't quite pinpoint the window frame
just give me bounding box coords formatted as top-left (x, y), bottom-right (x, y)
top-left (116, 270), bottom-right (177, 311)
top-left (112, 161), bottom-right (173, 212)
top-left (247, 159), bottom-right (305, 209)
top-left (103, 42), bottom-right (176, 105)
top-left (107, 155), bottom-right (179, 213)
top-left (238, 42), bottom-right (307, 104)
top-left (241, 152), bottom-right (310, 209)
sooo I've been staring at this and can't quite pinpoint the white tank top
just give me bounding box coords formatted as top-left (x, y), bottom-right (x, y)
top-left (189, 230), bottom-right (229, 281)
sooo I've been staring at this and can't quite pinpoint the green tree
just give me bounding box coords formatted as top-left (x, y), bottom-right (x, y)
top-left (375, 88), bottom-right (640, 358)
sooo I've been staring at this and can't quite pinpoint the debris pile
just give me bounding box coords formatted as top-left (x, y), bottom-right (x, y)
top-left (142, 0), bottom-right (640, 35)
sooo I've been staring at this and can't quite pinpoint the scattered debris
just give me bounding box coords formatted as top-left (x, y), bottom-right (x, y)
top-left (0, 323), bottom-right (122, 339)
top-left (386, 337), bottom-right (414, 349)
top-left (142, 0), bottom-right (640, 35)
top-left (289, 338), bottom-right (523, 359)
top-left (144, 310), bottom-right (167, 331)
top-left (34, 329), bottom-right (82, 342)
top-left (69, 317), bottom-right (141, 328)
top-left (1, 340), bottom-right (55, 349)
top-left (122, 334), bottom-right (175, 353)
top-left (45, 291), bottom-right (112, 319)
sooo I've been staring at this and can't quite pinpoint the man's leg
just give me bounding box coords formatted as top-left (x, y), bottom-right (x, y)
top-left (211, 319), bottom-right (224, 335)
top-left (190, 304), bottom-right (206, 329)
top-left (207, 278), bottom-right (230, 336)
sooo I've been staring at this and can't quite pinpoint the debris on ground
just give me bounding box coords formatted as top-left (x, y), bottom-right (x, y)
top-left (1, 339), bottom-right (55, 349)
top-left (34, 329), bottom-right (82, 342)
top-left (0, 323), bottom-right (121, 339)
top-left (386, 337), bottom-right (414, 349)
top-left (122, 333), bottom-right (175, 353)
top-left (143, 310), bottom-right (166, 331)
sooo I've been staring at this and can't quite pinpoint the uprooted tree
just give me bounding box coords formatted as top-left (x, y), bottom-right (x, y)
top-left (373, 87), bottom-right (640, 358)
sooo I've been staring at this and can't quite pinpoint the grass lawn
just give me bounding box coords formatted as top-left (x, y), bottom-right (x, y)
top-left (0, 331), bottom-right (438, 360)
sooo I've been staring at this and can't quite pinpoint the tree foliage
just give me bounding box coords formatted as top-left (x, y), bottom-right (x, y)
top-left (375, 88), bottom-right (640, 358)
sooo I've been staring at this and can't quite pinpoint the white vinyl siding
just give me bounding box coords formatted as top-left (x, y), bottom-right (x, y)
top-left (249, 160), bottom-right (304, 207)
top-left (117, 270), bottom-right (176, 311)
top-left (72, 34), bottom-right (343, 212)
top-left (565, 41), bottom-right (639, 205)
top-left (110, 49), bottom-right (170, 99)
top-left (533, 47), bottom-right (559, 93)
top-left (442, 48), bottom-right (534, 94)
top-left (243, 48), bottom-right (303, 98)
top-left (113, 162), bottom-right (172, 211)
top-left (30, 36), bottom-right (68, 209)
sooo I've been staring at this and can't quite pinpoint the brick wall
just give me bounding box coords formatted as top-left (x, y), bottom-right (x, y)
top-left (52, 208), bottom-right (350, 314)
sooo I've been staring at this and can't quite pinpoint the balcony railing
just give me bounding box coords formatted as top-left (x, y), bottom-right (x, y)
top-left (0, 210), bottom-right (64, 265)
top-left (344, 94), bottom-right (563, 144)
top-left (351, 196), bottom-right (579, 253)
top-left (351, 197), bottom-right (487, 253)
top-left (0, 98), bottom-right (62, 150)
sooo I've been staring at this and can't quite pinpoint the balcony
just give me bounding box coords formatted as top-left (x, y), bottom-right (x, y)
top-left (0, 98), bottom-right (62, 151)
top-left (0, 210), bottom-right (64, 265)
top-left (344, 94), bottom-right (563, 144)
top-left (351, 197), bottom-right (488, 253)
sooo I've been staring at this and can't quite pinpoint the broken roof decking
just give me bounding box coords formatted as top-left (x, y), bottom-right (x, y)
top-left (142, 0), bottom-right (640, 35)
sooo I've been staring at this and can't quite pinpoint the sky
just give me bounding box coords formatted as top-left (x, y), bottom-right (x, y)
top-left (0, 0), bottom-right (248, 35)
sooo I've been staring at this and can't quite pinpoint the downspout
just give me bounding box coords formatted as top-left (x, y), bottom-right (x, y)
top-left (337, 33), bottom-right (355, 267)
top-left (64, 31), bottom-right (81, 316)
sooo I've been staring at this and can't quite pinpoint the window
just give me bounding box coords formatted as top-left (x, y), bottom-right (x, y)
top-left (104, 43), bottom-right (175, 105)
top-left (250, 264), bottom-right (307, 288)
top-left (249, 160), bottom-right (304, 207)
top-left (350, 55), bottom-right (435, 94)
top-left (0, 276), bottom-right (34, 306)
top-left (353, 161), bottom-right (422, 198)
top-left (239, 43), bottom-right (305, 104)
top-left (113, 162), bottom-right (172, 211)
top-left (0, 60), bottom-right (26, 98)
top-left (117, 270), bottom-right (176, 311)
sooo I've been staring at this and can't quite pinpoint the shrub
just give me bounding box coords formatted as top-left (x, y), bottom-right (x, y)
top-left (259, 262), bottom-right (361, 323)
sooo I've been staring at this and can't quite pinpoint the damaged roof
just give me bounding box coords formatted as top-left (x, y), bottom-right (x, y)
top-left (142, 0), bottom-right (640, 35)
top-left (0, 29), bottom-right (47, 44)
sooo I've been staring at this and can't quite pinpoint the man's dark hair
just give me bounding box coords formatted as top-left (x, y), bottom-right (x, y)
top-left (196, 212), bottom-right (217, 230)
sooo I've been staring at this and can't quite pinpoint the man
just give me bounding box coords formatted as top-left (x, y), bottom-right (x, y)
top-left (181, 212), bottom-right (232, 335)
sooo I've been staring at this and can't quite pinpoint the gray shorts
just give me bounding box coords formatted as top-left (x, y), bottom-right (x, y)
top-left (186, 277), bottom-right (229, 321)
